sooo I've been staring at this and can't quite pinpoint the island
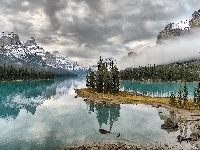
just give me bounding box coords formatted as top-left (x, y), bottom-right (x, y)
top-left (70, 56), bottom-right (200, 149)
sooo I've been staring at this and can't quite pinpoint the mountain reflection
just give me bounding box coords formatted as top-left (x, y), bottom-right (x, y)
top-left (0, 77), bottom-right (85, 120)
top-left (86, 101), bottom-right (121, 131)
top-left (0, 80), bottom-right (55, 119)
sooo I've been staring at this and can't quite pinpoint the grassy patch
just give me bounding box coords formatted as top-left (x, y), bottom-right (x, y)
top-left (77, 88), bottom-right (199, 111)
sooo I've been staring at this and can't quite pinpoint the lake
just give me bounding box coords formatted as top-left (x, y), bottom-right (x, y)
top-left (121, 80), bottom-right (198, 98)
top-left (0, 77), bottom-right (196, 150)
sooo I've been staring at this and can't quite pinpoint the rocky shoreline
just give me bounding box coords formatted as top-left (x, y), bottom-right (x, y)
top-left (60, 140), bottom-right (199, 150)
top-left (60, 142), bottom-right (145, 150)
top-left (60, 141), bottom-right (183, 150)
top-left (73, 88), bottom-right (200, 149)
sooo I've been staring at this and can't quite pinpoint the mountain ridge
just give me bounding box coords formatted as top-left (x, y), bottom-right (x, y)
top-left (156, 9), bottom-right (200, 44)
top-left (0, 32), bottom-right (87, 76)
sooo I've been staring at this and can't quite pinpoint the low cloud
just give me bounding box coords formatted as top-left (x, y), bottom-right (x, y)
top-left (119, 29), bottom-right (200, 69)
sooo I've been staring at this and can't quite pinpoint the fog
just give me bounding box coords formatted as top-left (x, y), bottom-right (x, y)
top-left (118, 29), bottom-right (200, 70)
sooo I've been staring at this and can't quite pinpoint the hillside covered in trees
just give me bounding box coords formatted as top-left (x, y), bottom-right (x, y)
top-left (120, 59), bottom-right (200, 82)
top-left (0, 64), bottom-right (54, 81)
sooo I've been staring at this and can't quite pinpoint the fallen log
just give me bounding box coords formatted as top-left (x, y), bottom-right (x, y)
top-left (186, 119), bottom-right (200, 121)
top-left (177, 135), bottom-right (193, 142)
top-left (191, 115), bottom-right (200, 116)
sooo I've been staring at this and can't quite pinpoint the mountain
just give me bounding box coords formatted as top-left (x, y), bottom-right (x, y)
top-left (0, 32), bottom-right (87, 76)
top-left (90, 57), bottom-right (117, 71)
top-left (156, 9), bottom-right (200, 44)
top-left (123, 9), bottom-right (200, 73)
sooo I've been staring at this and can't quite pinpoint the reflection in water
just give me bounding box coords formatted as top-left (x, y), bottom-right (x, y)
top-left (86, 101), bottom-right (120, 131)
top-left (0, 77), bottom-right (85, 120)
top-left (0, 77), bottom-right (195, 150)
top-left (0, 80), bottom-right (55, 119)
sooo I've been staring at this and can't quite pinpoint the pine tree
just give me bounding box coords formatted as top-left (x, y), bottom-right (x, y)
top-left (86, 68), bottom-right (96, 89)
top-left (194, 82), bottom-right (200, 108)
top-left (169, 92), bottom-right (176, 106)
top-left (103, 64), bottom-right (111, 93)
top-left (183, 81), bottom-right (188, 106)
top-left (177, 85), bottom-right (182, 106)
top-left (86, 68), bottom-right (92, 88)
top-left (112, 65), bottom-right (120, 93)
top-left (96, 57), bottom-right (104, 93)
top-left (194, 87), bottom-right (198, 104)
top-left (90, 70), bottom-right (96, 89)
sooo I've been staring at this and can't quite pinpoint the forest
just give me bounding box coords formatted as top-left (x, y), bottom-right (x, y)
top-left (0, 64), bottom-right (54, 81)
top-left (120, 60), bottom-right (200, 82)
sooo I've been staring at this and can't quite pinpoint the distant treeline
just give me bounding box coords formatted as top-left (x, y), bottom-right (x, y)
top-left (0, 64), bottom-right (54, 81)
top-left (120, 61), bottom-right (200, 82)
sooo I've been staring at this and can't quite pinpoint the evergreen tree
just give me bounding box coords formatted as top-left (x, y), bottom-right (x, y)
top-left (103, 64), bottom-right (111, 93)
top-left (86, 68), bottom-right (96, 89)
top-left (96, 57), bottom-right (104, 93)
top-left (194, 82), bottom-right (200, 108)
top-left (177, 85), bottom-right (182, 106)
top-left (86, 68), bottom-right (92, 88)
top-left (194, 87), bottom-right (198, 104)
top-left (111, 65), bottom-right (120, 93)
top-left (90, 70), bottom-right (96, 89)
top-left (169, 92), bottom-right (176, 106)
top-left (183, 82), bottom-right (188, 106)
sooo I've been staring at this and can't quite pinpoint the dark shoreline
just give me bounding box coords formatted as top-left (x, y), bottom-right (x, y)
top-left (0, 78), bottom-right (54, 83)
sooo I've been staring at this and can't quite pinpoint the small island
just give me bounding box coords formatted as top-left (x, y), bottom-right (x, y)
top-left (76, 57), bottom-right (200, 111)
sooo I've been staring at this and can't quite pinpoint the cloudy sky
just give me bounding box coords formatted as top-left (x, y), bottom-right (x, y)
top-left (1, 0), bottom-right (200, 67)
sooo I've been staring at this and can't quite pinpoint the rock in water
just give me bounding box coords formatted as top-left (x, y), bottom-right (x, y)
top-left (161, 118), bottom-right (179, 129)
top-left (99, 129), bottom-right (111, 134)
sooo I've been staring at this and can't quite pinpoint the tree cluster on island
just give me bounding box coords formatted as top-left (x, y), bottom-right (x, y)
top-left (0, 64), bottom-right (54, 81)
top-left (86, 56), bottom-right (120, 93)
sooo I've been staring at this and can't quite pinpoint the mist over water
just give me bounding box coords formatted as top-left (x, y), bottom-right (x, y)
top-left (119, 29), bottom-right (200, 69)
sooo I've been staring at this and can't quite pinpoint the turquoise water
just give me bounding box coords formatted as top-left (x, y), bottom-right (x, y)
top-left (121, 80), bottom-right (198, 98)
top-left (0, 78), bottom-right (194, 149)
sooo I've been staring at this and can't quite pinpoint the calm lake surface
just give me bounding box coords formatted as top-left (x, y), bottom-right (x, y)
top-left (121, 80), bottom-right (198, 98)
top-left (0, 78), bottom-right (196, 150)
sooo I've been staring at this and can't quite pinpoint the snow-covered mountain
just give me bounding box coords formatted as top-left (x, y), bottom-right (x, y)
top-left (90, 57), bottom-right (117, 71)
top-left (0, 32), bottom-right (87, 75)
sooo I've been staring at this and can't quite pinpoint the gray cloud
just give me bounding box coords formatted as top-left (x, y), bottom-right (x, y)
top-left (0, 0), bottom-right (200, 67)
top-left (43, 0), bottom-right (67, 30)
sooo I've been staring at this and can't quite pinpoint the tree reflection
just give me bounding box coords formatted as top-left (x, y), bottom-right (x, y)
top-left (86, 101), bottom-right (121, 131)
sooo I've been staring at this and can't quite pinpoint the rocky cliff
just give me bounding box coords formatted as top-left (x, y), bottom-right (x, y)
top-left (156, 9), bottom-right (200, 44)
